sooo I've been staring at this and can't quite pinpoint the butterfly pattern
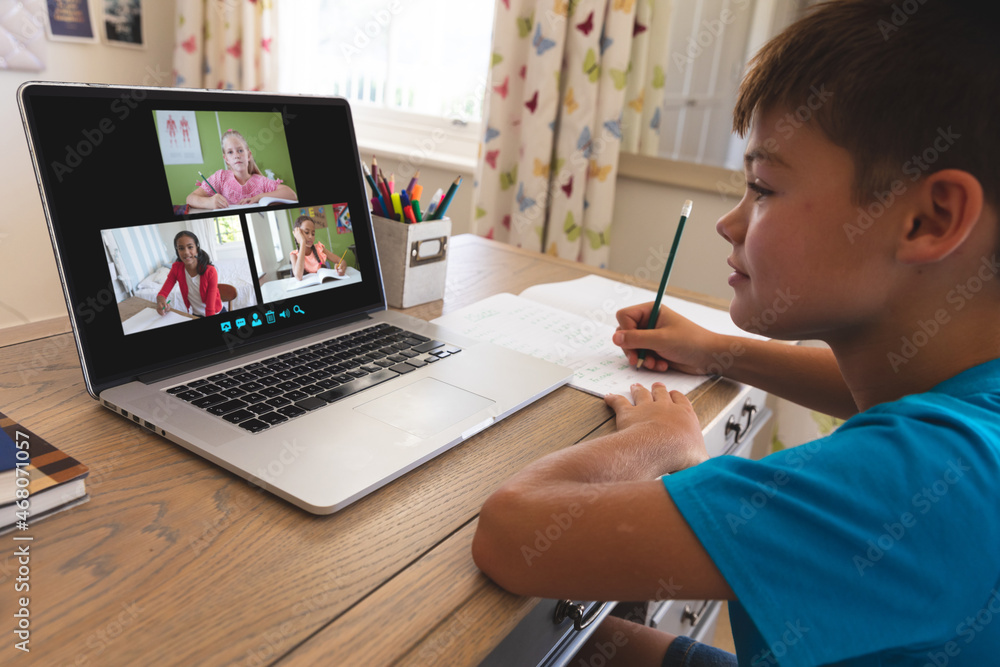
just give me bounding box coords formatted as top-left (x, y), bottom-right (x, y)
top-left (564, 87), bottom-right (579, 114)
top-left (175, 1), bottom-right (273, 94)
top-left (533, 23), bottom-right (556, 56)
top-left (515, 183), bottom-right (536, 212)
top-left (582, 48), bottom-right (600, 83)
top-left (473, 0), bottom-right (663, 264)
top-left (493, 76), bottom-right (509, 100)
top-left (524, 90), bottom-right (539, 113)
top-left (500, 165), bottom-right (518, 190)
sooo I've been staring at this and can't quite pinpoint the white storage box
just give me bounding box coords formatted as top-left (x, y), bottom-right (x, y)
top-left (371, 215), bottom-right (451, 309)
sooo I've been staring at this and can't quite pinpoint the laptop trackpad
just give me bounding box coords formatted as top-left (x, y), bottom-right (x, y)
top-left (355, 378), bottom-right (495, 439)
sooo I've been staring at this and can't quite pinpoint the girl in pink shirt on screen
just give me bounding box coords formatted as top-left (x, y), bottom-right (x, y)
top-left (290, 215), bottom-right (346, 281)
top-left (186, 129), bottom-right (297, 209)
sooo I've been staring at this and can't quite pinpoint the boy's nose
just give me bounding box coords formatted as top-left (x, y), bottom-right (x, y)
top-left (716, 204), bottom-right (747, 245)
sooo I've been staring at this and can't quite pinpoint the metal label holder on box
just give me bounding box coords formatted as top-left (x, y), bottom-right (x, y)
top-left (371, 215), bottom-right (451, 309)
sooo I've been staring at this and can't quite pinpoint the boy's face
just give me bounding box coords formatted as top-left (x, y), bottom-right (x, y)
top-left (716, 108), bottom-right (897, 341)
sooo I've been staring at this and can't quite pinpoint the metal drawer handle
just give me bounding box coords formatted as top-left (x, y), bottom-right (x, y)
top-left (682, 600), bottom-right (711, 626)
top-left (725, 399), bottom-right (758, 444)
top-left (553, 600), bottom-right (611, 631)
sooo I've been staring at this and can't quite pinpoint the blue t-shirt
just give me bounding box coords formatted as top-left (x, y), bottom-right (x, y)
top-left (664, 358), bottom-right (1000, 666)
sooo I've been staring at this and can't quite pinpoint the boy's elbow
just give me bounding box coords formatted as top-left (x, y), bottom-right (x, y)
top-left (473, 487), bottom-right (537, 595)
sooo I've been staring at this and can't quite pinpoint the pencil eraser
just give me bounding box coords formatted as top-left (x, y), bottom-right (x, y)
top-left (681, 200), bottom-right (693, 217)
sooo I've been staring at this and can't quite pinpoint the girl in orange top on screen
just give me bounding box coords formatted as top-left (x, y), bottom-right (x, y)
top-left (186, 129), bottom-right (297, 210)
top-left (290, 215), bottom-right (346, 281)
top-left (156, 231), bottom-right (223, 317)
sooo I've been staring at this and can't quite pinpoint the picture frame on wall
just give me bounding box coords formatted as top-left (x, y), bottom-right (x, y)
top-left (102, 0), bottom-right (142, 48)
top-left (44, 0), bottom-right (98, 42)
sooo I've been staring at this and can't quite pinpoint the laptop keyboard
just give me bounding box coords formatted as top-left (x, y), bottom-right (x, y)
top-left (164, 323), bottom-right (461, 434)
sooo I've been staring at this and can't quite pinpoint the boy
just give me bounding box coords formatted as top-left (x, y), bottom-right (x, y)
top-left (471, 1), bottom-right (1000, 664)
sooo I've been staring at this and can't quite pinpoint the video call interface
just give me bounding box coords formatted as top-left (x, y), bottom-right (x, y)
top-left (24, 88), bottom-right (380, 384)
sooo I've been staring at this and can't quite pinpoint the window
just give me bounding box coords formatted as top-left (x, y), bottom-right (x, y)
top-left (278, 1), bottom-right (495, 125)
top-left (215, 217), bottom-right (243, 245)
top-left (646, 0), bottom-right (812, 169)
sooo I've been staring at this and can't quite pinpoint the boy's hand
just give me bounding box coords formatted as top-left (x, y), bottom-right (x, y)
top-left (605, 383), bottom-right (708, 471)
top-left (613, 303), bottom-right (724, 375)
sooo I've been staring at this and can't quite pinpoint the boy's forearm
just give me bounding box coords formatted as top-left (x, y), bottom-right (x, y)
top-left (500, 422), bottom-right (701, 493)
top-left (717, 337), bottom-right (857, 419)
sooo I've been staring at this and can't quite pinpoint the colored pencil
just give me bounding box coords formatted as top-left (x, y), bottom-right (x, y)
top-left (637, 200), bottom-right (693, 369)
top-left (430, 176), bottom-right (461, 220)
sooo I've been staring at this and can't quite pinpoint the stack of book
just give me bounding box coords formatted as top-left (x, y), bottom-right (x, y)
top-left (1, 410), bottom-right (89, 534)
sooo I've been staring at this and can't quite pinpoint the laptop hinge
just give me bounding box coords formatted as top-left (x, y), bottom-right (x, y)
top-left (137, 312), bottom-right (372, 385)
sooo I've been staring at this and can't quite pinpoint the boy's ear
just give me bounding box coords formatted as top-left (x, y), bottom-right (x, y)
top-left (896, 169), bottom-right (984, 264)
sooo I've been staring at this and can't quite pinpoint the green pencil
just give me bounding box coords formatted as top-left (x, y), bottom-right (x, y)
top-left (198, 171), bottom-right (219, 195)
top-left (637, 199), bottom-right (693, 369)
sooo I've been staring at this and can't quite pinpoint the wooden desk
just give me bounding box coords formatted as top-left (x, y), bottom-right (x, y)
top-left (0, 235), bottom-right (741, 665)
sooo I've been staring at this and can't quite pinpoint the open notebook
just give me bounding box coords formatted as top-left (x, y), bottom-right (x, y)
top-left (433, 274), bottom-right (765, 398)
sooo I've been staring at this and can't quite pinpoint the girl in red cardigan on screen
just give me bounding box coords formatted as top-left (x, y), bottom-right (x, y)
top-left (155, 231), bottom-right (223, 317)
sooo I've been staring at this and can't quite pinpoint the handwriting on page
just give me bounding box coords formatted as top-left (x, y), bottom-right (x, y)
top-left (435, 294), bottom-right (706, 398)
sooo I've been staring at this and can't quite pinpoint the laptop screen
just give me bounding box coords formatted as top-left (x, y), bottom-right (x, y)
top-left (19, 83), bottom-right (386, 395)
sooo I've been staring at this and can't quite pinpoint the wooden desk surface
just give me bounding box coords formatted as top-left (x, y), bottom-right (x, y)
top-left (0, 235), bottom-right (738, 665)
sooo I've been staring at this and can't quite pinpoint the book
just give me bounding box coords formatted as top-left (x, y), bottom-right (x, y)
top-left (0, 410), bottom-right (89, 534)
top-left (286, 267), bottom-right (345, 291)
top-left (121, 307), bottom-right (192, 335)
top-left (432, 274), bottom-right (765, 399)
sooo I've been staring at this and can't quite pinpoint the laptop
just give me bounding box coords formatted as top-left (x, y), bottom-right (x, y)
top-left (18, 82), bottom-right (572, 514)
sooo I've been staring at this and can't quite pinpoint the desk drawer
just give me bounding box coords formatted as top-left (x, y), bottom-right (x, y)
top-left (703, 385), bottom-right (770, 458)
top-left (479, 599), bottom-right (615, 667)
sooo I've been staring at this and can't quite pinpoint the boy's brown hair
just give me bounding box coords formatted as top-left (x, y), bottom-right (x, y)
top-left (733, 0), bottom-right (999, 207)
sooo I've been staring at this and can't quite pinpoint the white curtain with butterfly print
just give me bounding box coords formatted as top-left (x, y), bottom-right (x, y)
top-left (474, 0), bottom-right (673, 267)
top-left (173, 0), bottom-right (276, 91)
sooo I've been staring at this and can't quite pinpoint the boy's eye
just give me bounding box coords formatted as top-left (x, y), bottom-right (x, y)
top-left (746, 181), bottom-right (773, 200)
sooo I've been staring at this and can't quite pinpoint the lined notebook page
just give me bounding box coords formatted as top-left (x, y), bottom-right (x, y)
top-left (433, 293), bottom-right (706, 398)
top-left (433, 275), bottom-right (762, 398)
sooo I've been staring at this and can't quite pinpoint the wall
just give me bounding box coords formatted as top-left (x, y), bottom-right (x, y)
top-left (609, 176), bottom-right (740, 302)
top-left (0, 0), bottom-right (175, 332)
top-left (1, 4), bottom-right (732, 333)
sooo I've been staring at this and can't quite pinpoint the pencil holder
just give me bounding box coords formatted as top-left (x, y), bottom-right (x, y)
top-left (371, 215), bottom-right (451, 309)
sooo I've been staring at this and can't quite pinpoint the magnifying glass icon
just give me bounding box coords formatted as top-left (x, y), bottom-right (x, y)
top-left (293, 305), bottom-right (305, 315)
